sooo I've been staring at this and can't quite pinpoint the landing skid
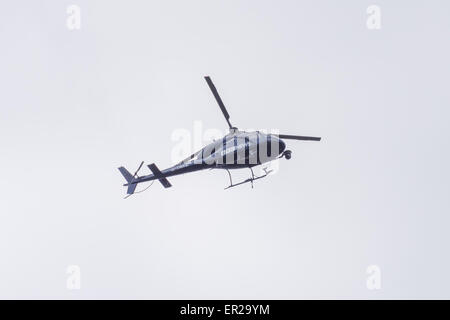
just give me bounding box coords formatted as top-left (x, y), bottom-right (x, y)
top-left (224, 167), bottom-right (273, 190)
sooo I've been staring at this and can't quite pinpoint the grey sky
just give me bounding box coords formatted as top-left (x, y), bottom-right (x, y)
top-left (0, 0), bottom-right (449, 299)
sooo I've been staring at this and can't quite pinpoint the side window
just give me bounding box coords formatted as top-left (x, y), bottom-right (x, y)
top-left (245, 136), bottom-right (250, 164)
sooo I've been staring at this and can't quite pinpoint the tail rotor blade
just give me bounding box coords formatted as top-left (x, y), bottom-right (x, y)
top-left (204, 76), bottom-right (233, 129)
top-left (133, 161), bottom-right (144, 177)
top-left (278, 134), bottom-right (321, 141)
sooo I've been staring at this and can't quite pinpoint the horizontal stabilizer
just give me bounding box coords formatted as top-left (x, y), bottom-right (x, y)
top-left (147, 163), bottom-right (172, 188)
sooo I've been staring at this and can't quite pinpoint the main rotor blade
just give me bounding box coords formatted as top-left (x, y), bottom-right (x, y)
top-left (278, 134), bottom-right (321, 141)
top-left (204, 76), bottom-right (233, 129)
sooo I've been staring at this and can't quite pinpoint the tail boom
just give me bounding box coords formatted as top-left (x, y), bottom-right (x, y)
top-left (118, 161), bottom-right (206, 196)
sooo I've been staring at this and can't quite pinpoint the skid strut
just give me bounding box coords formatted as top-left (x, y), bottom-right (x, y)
top-left (224, 167), bottom-right (273, 190)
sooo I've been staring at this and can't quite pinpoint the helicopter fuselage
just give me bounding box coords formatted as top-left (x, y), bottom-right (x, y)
top-left (129, 130), bottom-right (287, 186)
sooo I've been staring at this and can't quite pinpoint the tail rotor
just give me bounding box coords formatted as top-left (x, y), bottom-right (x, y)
top-left (133, 161), bottom-right (144, 178)
top-left (118, 161), bottom-right (145, 197)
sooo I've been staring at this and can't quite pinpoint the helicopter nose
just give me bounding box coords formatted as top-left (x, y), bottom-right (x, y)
top-left (277, 137), bottom-right (286, 155)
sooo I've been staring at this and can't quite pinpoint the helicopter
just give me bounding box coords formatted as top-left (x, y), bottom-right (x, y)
top-left (118, 76), bottom-right (321, 197)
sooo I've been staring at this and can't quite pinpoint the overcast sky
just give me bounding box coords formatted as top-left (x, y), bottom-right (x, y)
top-left (1, 0), bottom-right (449, 299)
